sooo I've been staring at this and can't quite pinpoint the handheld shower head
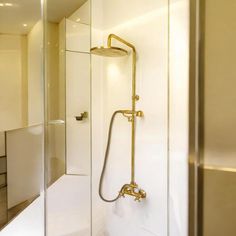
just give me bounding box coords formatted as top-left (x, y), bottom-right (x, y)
top-left (90, 46), bottom-right (128, 57)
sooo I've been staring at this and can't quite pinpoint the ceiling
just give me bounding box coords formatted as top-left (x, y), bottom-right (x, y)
top-left (0, 0), bottom-right (87, 35)
top-left (0, 0), bottom-right (40, 34)
top-left (47, 0), bottom-right (87, 23)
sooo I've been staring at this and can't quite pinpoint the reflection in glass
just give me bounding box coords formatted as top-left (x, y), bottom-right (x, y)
top-left (45, 0), bottom-right (91, 235)
top-left (0, 0), bottom-right (43, 230)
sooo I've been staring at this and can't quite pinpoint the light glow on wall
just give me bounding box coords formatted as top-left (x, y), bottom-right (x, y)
top-left (107, 63), bottom-right (120, 81)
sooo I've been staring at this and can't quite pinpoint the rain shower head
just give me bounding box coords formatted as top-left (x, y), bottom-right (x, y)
top-left (90, 46), bottom-right (128, 57)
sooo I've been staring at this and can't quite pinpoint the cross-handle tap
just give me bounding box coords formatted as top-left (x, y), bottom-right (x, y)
top-left (119, 182), bottom-right (146, 202)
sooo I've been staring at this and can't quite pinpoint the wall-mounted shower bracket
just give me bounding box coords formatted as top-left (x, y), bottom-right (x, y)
top-left (121, 110), bottom-right (144, 122)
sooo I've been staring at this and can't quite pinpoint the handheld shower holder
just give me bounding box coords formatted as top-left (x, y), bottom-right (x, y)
top-left (121, 109), bottom-right (144, 122)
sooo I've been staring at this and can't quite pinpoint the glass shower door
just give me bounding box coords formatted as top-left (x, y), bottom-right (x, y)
top-left (45, 1), bottom-right (91, 235)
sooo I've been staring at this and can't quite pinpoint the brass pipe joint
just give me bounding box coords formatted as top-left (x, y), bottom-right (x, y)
top-left (107, 34), bottom-right (136, 54)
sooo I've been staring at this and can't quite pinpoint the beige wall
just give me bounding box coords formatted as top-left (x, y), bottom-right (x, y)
top-left (59, 19), bottom-right (66, 120)
top-left (0, 35), bottom-right (28, 131)
top-left (28, 21), bottom-right (43, 126)
top-left (46, 20), bottom-right (66, 185)
top-left (204, 0), bottom-right (236, 168)
top-left (0, 21), bottom-right (44, 131)
top-left (46, 22), bottom-right (59, 121)
top-left (21, 36), bottom-right (28, 127)
top-left (0, 21), bottom-right (44, 130)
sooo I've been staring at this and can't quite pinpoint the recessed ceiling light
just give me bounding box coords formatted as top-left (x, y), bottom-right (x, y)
top-left (5, 3), bottom-right (13, 6)
top-left (76, 18), bottom-right (81, 22)
top-left (23, 24), bottom-right (28, 27)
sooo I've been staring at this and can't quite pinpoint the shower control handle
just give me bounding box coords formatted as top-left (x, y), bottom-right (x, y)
top-left (75, 112), bottom-right (88, 121)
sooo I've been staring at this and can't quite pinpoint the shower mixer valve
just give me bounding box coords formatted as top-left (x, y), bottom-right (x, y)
top-left (119, 182), bottom-right (146, 202)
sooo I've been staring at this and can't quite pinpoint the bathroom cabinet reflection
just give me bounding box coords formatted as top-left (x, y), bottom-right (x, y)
top-left (0, 0), bottom-right (43, 230)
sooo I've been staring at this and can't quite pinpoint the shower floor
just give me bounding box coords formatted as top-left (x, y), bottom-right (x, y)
top-left (1, 175), bottom-right (90, 236)
top-left (47, 175), bottom-right (91, 236)
top-left (0, 186), bottom-right (39, 230)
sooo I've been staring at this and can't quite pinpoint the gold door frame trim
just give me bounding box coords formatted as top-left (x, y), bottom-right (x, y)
top-left (189, 0), bottom-right (200, 235)
top-left (189, 0), bottom-right (208, 235)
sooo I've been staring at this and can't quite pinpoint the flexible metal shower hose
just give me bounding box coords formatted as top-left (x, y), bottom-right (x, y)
top-left (99, 110), bottom-right (123, 202)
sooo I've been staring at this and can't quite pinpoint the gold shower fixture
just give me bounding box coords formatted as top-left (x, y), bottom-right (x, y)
top-left (91, 34), bottom-right (146, 202)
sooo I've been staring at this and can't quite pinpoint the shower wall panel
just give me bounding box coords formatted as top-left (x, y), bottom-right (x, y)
top-left (66, 52), bottom-right (90, 175)
top-left (66, 19), bottom-right (90, 53)
top-left (6, 125), bottom-right (43, 209)
top-left (92, 1), bottom-right (169, 235)
top-left (65, 1), bottom-right (91, 176)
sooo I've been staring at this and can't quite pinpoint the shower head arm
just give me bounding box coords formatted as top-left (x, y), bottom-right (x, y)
top-left (107, 34), bottom-right (136, 55)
